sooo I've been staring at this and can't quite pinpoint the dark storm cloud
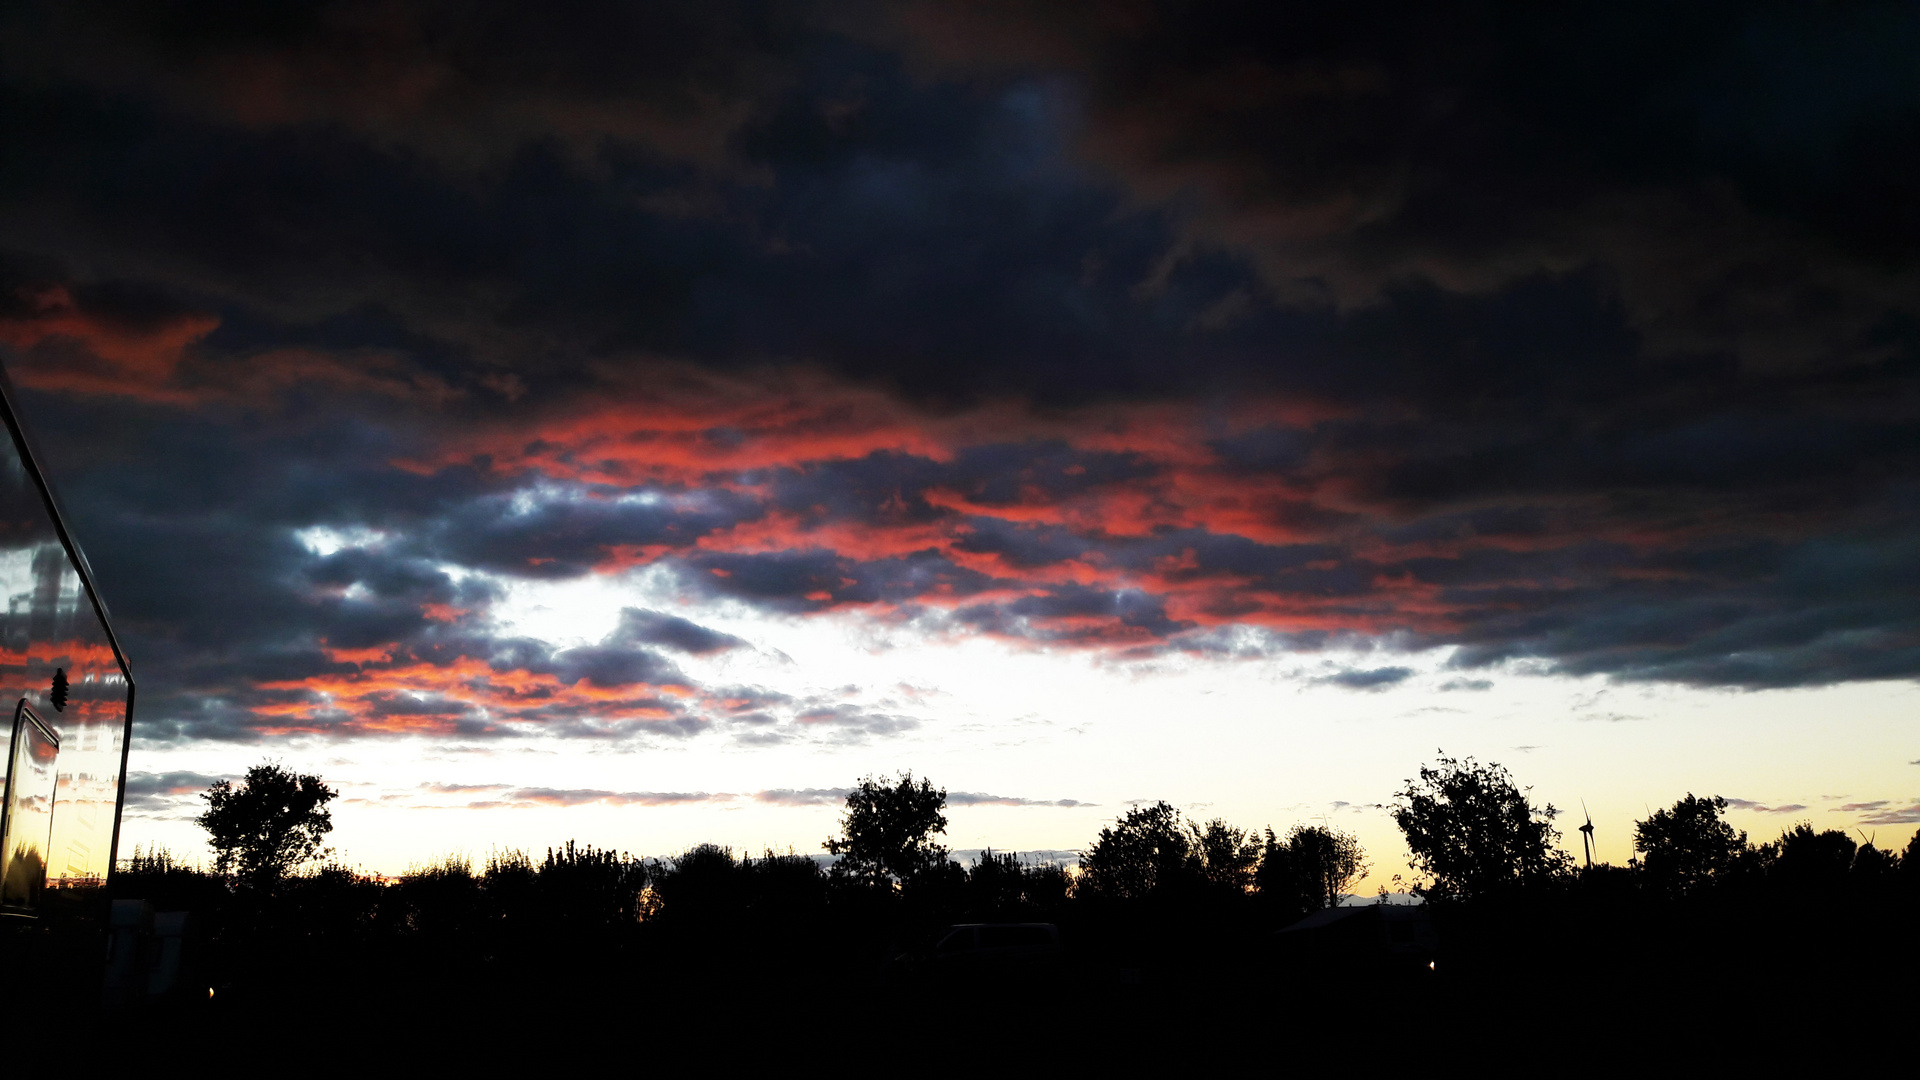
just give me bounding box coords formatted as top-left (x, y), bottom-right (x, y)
top-left (881, 2), bottom-right (1920, 346)
top-left (952, 585), bottom-right (1190, 645)
top-left (590, 609), bottom-right (742, 659)
top-left (423, 488), bottom-right (753, 579)
top-left (1314, 666), bottom-right (1415, 691)
top-left (684, 547), bottom-right (993, 613)
top-left (6, 1), bottom-right (1917, 399)
top-left (548, 643), bottom-right (685, 690)
top-left (121, 769), bottom-right (222, 815)
top-left (1, 1), bottom-right (808, 168)
top-left (45, 455), bottom-right (698, 741)
top-left (0, 0), bottom-right (1185, 401)
top-left (0, 0), bottom-right (1915, 733)
top-left (69, 446), bottom-right (951, 743)
top-left (1432, 522), bottom-right (1920, 687)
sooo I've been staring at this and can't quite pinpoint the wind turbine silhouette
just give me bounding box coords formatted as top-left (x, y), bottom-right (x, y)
top-left (1579, 801), bottom-right (1596, 870)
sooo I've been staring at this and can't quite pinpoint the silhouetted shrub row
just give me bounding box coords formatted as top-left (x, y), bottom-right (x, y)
top-left (97, 764), bottom-right (1920, 1028)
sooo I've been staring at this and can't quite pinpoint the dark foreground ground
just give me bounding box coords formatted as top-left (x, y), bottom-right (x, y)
top-left (15, 882), bottom-right (1911, 1066)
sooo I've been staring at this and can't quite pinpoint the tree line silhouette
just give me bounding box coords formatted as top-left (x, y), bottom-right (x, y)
top-left (96, 756), bottom-right (1920, 1047)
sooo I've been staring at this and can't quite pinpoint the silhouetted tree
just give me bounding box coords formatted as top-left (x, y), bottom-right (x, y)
top-left (1391, 755), bottom-right (1570, 901)
top-left (737, 849), bottom-right (827, 915)
top-left (1019, 860), bottom-right (1073, 912)
top-left (538, 841), bottom-right (650, 930)
top-left (197, 761), bottom-right (338, 887)
top-left (825, 773), bottom-right (950, 887)
top-left (1258, 824), bottom-right (1368, 912)
top-left (653, 843), bottom-right (740, 919)
top-left (1771, 823), bottom-right (1857, 894)
top-left (483, 848), bottom-right (537, 907)
top-left (394, 854), bottom-right (485, 940)
top-left (961, 850), bottom-right (1073, 916)
top-left (1634, 794), bottom-right (1747, 896)
top-left (1191, 819), bottom-right (1261, 894)
top-left (1078, 801), bottom-right (1195, 900)
top-left (968, 849), bottom-right (1028, 912)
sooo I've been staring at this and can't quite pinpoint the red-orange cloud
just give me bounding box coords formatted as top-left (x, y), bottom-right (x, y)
top-left (0, 286), bottom-right (218, 403)
top-left (255, 654), bottom-right (693, 737)
top-left (377, 369), bottom-right (1732, 650)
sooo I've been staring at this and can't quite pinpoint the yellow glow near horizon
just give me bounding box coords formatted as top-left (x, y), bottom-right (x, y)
top-left (120, 569), bottom-right (1920, 889)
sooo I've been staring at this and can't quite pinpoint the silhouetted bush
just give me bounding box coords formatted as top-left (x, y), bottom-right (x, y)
top-left (739, 850), bottom-right (829, 916)
top-left (111, 845), bottom-right (227, 912)
top-left (536, 840), bottom-right (650, 933)
top-left (1772, 822), bottom-right (1858, 895)
top-left (652, 843), bottom-right (740, 921)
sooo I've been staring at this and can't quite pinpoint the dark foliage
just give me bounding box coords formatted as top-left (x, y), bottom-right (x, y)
top-left (1635, 794), bottom-right (1747, 896)
top-left (1258, 824), bottom-right (1369, 914)
top-left (1391, 754), bottom-right (1573, 900)
top-left (536, 841), bottom-right (651, 931)
top-left (114, 845), bottom-right (229, 913)
top-left (824, 772), bottom-right (950, 888)
top-left (1191, 819), bottom-right (1262, 895)
top-left (1771, 823), bottom-right (1862, 895)
top-left (79, 760), bottom-right (1920, 1058)
top-left (1077, 801), bottom-right (1196, 901)
top-left (961, 850), bottom-right (1073, 919)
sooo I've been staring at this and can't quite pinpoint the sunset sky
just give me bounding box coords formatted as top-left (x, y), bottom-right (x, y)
top-left (2, 1), bottom-right (1916, 887)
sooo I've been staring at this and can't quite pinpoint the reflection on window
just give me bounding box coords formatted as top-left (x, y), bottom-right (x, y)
top-left (0, 410), bottom-right (134, 888)
top-left (0, 701), bottom-right (60, 910)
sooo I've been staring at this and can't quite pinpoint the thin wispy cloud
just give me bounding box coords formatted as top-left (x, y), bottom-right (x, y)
top-left (1723, 798), bottom-right (1809, 815)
